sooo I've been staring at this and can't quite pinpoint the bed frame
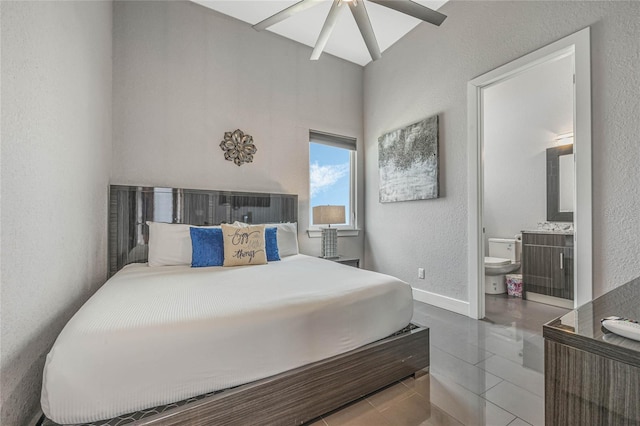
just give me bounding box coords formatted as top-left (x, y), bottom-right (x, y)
top-left (40, 326), bottom-right (428, 426)
top-left (45, 185), bottom-right (430, 425)
top-left (138, 325), bottom-right (428, 425)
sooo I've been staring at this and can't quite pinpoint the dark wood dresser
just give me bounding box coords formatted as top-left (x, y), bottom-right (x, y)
top-left (543, 276), bottom-right (640, 425)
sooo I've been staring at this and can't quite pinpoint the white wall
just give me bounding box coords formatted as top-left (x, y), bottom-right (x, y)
top-left (112, 1), bottom-right (365, 259)
top-left (0, 1), bottom-right (113, 424)
top-left (483, 55), bottom-right (574, 247)
top-left (364, 1), bottom-right (640, 303)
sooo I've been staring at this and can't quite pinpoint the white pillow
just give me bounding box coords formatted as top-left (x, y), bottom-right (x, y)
top-left (232, 222), bottom-right (299, 257)
top-left (272, 222), bottom-right (299, 257)
top-left (147, 222), bottom-right (219, 267)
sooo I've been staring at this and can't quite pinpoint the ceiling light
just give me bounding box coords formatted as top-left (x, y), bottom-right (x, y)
top-left (555, 132), bottom-right (574, 144)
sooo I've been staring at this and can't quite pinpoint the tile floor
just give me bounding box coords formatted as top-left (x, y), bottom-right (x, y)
top-left (308, 295), bottom-right (569, 426)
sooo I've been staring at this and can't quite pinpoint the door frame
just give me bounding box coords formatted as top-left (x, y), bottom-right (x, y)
top-left (467, 28), bottom-right (592, 319)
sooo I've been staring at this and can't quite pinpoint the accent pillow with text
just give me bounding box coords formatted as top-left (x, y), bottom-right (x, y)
top-left (221, 224), bottom-right (267, 267)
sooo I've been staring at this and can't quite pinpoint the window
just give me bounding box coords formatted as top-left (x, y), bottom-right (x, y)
top-left (309, 131), bottom-right (356, 228)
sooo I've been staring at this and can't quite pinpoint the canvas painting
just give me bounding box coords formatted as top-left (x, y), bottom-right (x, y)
top-left (378, 115), bottom-right (439, 203)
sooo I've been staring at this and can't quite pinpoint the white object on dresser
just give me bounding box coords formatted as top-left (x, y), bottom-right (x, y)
top-left (601, 316), bottom-right (640, 342)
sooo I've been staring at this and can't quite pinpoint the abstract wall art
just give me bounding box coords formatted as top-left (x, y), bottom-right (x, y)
top-left (378, 115), bottom-right (439, 203)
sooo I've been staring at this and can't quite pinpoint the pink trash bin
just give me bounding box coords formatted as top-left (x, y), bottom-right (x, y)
top-left (506, 274), bottom-right (523, 297)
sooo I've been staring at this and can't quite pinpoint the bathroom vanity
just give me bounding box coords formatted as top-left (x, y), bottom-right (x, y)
top-left (521, 230), bottom-right (573, 304)
top-left (543, 276), bottom-right (640, 425)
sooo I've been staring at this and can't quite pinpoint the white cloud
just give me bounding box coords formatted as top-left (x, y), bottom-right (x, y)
top-left (310, 162), bottom-right (349, 197)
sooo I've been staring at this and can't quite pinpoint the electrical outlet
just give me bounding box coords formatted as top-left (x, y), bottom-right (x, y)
top-left (418, 268), bottom-right (425, 279)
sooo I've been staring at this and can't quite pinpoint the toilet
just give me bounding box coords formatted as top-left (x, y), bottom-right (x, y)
top-left (485, 237), bottom-right (521, 294)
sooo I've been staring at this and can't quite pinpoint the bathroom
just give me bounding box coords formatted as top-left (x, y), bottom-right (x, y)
top-left (482, 52), bottom-right (576, 320)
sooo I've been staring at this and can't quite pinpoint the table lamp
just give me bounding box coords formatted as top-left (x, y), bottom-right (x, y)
top-left (312, 205), bottom-right (345, 259)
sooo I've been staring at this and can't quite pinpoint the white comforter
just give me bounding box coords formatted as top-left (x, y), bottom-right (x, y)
top-left (41, 255), bottom-right (413, 423)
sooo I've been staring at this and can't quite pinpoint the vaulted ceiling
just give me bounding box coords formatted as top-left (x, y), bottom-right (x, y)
top-left (192, 0), bottom-right (449, 66)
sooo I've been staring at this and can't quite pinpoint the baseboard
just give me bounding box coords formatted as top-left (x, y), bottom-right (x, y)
top-left (412, 287), bottom-right (470, 316)
top-left (526, 292), bottom-right (574, 309)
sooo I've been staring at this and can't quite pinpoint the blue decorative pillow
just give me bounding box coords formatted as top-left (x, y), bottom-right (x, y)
top-left (190, 227), bottom-right (224, 267)
top-left (265, 227), bottom-right (280, 262)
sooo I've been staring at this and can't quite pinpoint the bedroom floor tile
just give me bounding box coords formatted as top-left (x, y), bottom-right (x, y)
top-left (366, 382), bottom-right (416, 411)
top-left (411, 373), bottom-right (516, 426)
top-left (311, 298), bottom-right (563, 426)
top-left (430, 328), bottom-right (493, 365)
top-left (323, 398), bottom-right (392, 426)
top-left (483, 381), bottom-right (544, 426)
top-left (477, 354), bottom-right (544, 397)
top-left (484, 294), bottom-right (569, 336)
top-left (430, 346), bottom-right (503, 395)
top-left (378, 393), bottom-right (464, 426)
top-left (507, 418), bottom-right (533, 426)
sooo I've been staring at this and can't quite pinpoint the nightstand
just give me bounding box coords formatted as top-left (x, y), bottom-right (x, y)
top-left (330, 257), bottom-right (360, 268)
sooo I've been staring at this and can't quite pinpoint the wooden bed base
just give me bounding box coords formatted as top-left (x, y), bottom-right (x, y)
top-left (135, 325), bottom-right (429, 425)
top-left (40, 326), bottom-right (428, 426)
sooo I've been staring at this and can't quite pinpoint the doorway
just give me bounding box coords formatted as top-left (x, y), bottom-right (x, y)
top-left (467, 28), bottom-right (592, 320)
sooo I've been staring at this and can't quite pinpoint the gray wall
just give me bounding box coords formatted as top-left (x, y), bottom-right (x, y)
top-left (364, 1), bottom-right (640, 301)
top-left (112, 1), bottom-right (365, 259)
top-left (2, 2), bottom-right (639, 424)
top-left (484, 55), bottom-right (574, 248)
top-left (0, 1), bottom-right (113, 424)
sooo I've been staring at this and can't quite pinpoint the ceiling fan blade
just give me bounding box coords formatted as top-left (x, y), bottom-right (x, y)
top-left (348, 0), bottom-right (381, 61)
top-left (368, 0), bottom-right (447, 26)
top-left (253, 0), bottom-right (324, 31)
top-left (311, 0), bottom-right (343, 60)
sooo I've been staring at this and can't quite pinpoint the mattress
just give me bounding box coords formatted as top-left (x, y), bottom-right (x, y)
top-left (41, 254), bottom-right (413, 423)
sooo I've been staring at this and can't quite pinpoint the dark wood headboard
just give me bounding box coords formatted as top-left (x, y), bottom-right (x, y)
top-left (108, 185), bottom-right (298, 276)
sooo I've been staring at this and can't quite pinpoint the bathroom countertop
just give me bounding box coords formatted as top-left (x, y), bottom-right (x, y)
top-left (543, 276), bottom-right (640, 368)
top-left (521, 229), bottom-right (573, 235)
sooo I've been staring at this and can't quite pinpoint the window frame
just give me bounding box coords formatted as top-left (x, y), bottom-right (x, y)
top-left (308, 130), bottom-right (357, 232)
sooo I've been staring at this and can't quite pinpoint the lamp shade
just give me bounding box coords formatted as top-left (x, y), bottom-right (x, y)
top-left (313, 205), bottom-right (345, 225)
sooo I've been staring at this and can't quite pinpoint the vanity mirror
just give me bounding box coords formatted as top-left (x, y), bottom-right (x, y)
top-left (547, 144), bottom-right (574, 222)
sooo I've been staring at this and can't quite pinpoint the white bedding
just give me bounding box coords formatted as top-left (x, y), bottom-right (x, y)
top-left (41, 254), bottom-right (413, 423)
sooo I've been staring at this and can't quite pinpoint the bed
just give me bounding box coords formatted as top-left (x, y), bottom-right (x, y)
top-left (40, 186), bottom-right (429, 426)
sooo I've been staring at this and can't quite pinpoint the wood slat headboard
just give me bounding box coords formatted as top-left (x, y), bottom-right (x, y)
top-left (108, 185), bottom-right (298, 276)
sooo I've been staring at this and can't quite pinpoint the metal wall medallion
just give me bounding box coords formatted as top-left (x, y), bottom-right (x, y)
top-left (219, 129), bottom-right (257, 166)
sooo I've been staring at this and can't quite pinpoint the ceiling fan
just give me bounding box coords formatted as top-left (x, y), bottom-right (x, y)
top-left (253, 0), bottom-right (447, 62)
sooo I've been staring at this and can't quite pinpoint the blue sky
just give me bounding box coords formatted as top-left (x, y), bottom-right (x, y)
top-left (310, 143), bottom-right (350, 224)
